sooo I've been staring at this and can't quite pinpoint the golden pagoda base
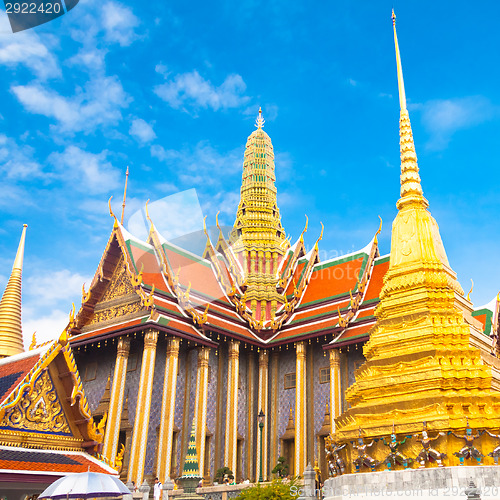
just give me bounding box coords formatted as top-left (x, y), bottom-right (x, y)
top-left (323, 466), bottom-right (500, 499)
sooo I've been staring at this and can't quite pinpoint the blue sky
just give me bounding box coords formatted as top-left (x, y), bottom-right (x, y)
top-left (0, 0), bottom-right (499, 344)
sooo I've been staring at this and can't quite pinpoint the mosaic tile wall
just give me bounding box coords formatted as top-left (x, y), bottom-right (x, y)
top-left (341, 346), bottom-right (365, 412)
top-left (206, 348), bottom-right (218, 478)
top-left (248, 353), bottom-right (259, 482)
top-left (276, 349), bottom-right (296, 457)
top-left (76, 345), bottom-right (115, 412)
top-left (144, 336), bottom-right (167, 476)
top-left (215, 344), bottom-right (228, 472)
top-left (347, 346), bottom-right (365, 386)
top-left (124, 338), bottom-right (145, 427)
top-left (312, 343), bottom-right (330, 439)
top-left (173, 348), bottom-right (188, 476)
top-left (237, 349), bottom-right (247, 479)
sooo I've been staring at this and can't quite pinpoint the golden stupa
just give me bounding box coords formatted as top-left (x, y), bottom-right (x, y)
top-left (333, 12), bottom-right (500, 468)
top-left (0, 224), bottom-right (27, 358)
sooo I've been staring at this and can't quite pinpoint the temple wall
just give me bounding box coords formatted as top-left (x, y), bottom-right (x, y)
top-left (312, 344), bottom-right (330, 434)
top-left (217, 345), bottom-right (228, 471)
top-left (341, 346), bottom-right (365, 412)
top-left (76, 345), bottom-right (115, 412)
top-left (276, 349), bottom-right (296, 456)
top-left (124, 340), bottom-right (144, 427)
top-left (237, 348), bottom-right (248, 478)
top-left (144, 336), bottom-right (167, 476)
top-left (206, 348), bottom-right (218, 478)
top-left (173, 348), bottom-right (188, 476)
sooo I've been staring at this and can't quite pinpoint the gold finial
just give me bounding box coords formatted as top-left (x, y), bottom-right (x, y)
top-left (216, 211), bottom-right (221, 231)
top-left (467, 279), bottom-right (474, 301)
top-left (145, 199), bottom-right (153, 226)
top-left (374, 216), bottom-right (383, 244)
top-left (108, 197), bottom-right (118, 228)
top-left (203, 215), bottom-right (208, 236)
top-left (314, 221), bottom-right (324, 250)
top-left (392, 9), bottom-right (406, 111)
top-left (120, 166), bottom-right (129, 225)
top-left (59, 327), bottom-right (68, 347)
top-left (29, 332), bottom-right (37, 350)
top-left (392, 11), bottom-right (427, 209)
top-left (0, 225), bottom-right (28, 357)
top-left (13, 224), bottom-right (27, 272)
top-left (255, 107), bottom-right (265, 129)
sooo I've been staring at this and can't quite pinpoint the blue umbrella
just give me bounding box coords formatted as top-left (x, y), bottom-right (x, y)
top-left (38, 471), bottom-right (132, 499)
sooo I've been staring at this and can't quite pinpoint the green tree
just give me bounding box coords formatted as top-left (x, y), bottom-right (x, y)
top-left (215, 466), bottom-right (234, 483)
top-left (236, 478), bottom-right (299, 500)
top-left (271, 456), bottom-right (289, 478)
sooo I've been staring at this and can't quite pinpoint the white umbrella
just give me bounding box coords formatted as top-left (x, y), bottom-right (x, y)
top-left (38, 471), bottom-right (132, 499)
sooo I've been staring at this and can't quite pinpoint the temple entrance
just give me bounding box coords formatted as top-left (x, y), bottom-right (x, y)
top-left (171, 427), bottom-right (179, 478)
top-left (203, 431), bottom-right (212, 484)
top-left (236, 435), bottom-right (244, 481)
top-left (281, 438), bottom-right (295, 477)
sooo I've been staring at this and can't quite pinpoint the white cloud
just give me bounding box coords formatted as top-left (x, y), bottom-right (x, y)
top-left (23, 309), bottom-right (70, 347)
top-left (68, 47), bottom-right (107, 73)
top-left (151, 141), bottom-right (242, 186)
top-left (22, 268), bottom-right (92, 346)
top-left (130, 118), bottom-right (156, 144)
top-left (12, 75), bottom-right (131, 133)
top-left (26, 269), bottom-right (91, 307)
top-left (0, 21), bottom-right (60, 80)
top-left (50, 146), bottom-right (121, 194)
top-left (0, 134), bottom-right (42, 180)
top-left (154, 70), bottom-right (250, 111)
top-left (102, 1), bottom-right (140, 46)
top-left (419, 96), bottom-right (495, 150)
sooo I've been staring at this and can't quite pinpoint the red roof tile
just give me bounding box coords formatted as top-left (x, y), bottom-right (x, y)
top-left (0, 446), bottom-right (116, 475)
top-left (0, 352), bottom-right (42, 405)
top-left (301, 256), bottom-right (366, 306)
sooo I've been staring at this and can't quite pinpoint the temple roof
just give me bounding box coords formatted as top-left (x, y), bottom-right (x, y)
top-left (0, 330), bottom-right (111, 469)
top-left (0, 445), bottom-right (116, 477)
top-left (64, 209), bottom-right (393, 349)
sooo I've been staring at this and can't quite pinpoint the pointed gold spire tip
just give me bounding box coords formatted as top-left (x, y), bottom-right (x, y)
top-left (12, 224), bottom-right (27, 271)
top-left (255, 107), bottom-right (265, 129)
top-left (0, 225), bottom-right (27, 357)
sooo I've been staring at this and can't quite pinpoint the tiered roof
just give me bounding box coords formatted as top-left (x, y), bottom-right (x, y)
top-left (58, 112), bottom-right (496, 352)
top-left (0, 331), bottom-right (114, 479)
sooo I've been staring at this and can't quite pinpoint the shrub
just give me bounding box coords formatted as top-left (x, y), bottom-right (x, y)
top-left (235, 478), bottom-right (299, 500)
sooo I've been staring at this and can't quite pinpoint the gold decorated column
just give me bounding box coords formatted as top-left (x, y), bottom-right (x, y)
top-left (156, 337), bottom-right (180, 482)
top-left (103, 337), bottom-right (130, 462)
top-left (225, 340), bottom-right (240, 476)
top-left (295, 342), bottom-right (307, 476)
top-left (127, 329), bottom-right (158, 486)
top-left (194, 346), bottom-right (210, 480)
top-left (329, 349), bottom-right (341, 432)
top-left (255, 349), bottom-right (269, 482)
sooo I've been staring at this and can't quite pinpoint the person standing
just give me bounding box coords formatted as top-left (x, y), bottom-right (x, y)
top-left (154, 477), bottom-right (162, 500)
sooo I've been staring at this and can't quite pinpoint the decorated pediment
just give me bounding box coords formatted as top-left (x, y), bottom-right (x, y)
top-left (87, 256), bottom-right (145, 328)
top-left (0, 369), bottom-right (72, 436)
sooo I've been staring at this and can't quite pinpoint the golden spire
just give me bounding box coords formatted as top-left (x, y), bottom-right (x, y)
top-left (120, 166), bottom-right (129, 225)
top-left (256, 107), bottom-right (265, 129)
top-left (0, 225), bottom-right (27, 358)
top-left (231, 110), bottom-right (289, 321)
top-left (392, 10), bottom-right (427, 210)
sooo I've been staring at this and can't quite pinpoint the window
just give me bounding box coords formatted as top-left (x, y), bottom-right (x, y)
top-left (319, 367), bottom-right (330, 384)
top-left (127, 353), bottom-right (138, 372)
top-left (284, 373), bottom-right (296, 389)
top-left (84, 362), bottom-right (97, 382)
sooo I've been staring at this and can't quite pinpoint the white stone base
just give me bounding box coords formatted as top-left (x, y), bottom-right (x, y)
top-left (323, 466), bottom-right (500, 500)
